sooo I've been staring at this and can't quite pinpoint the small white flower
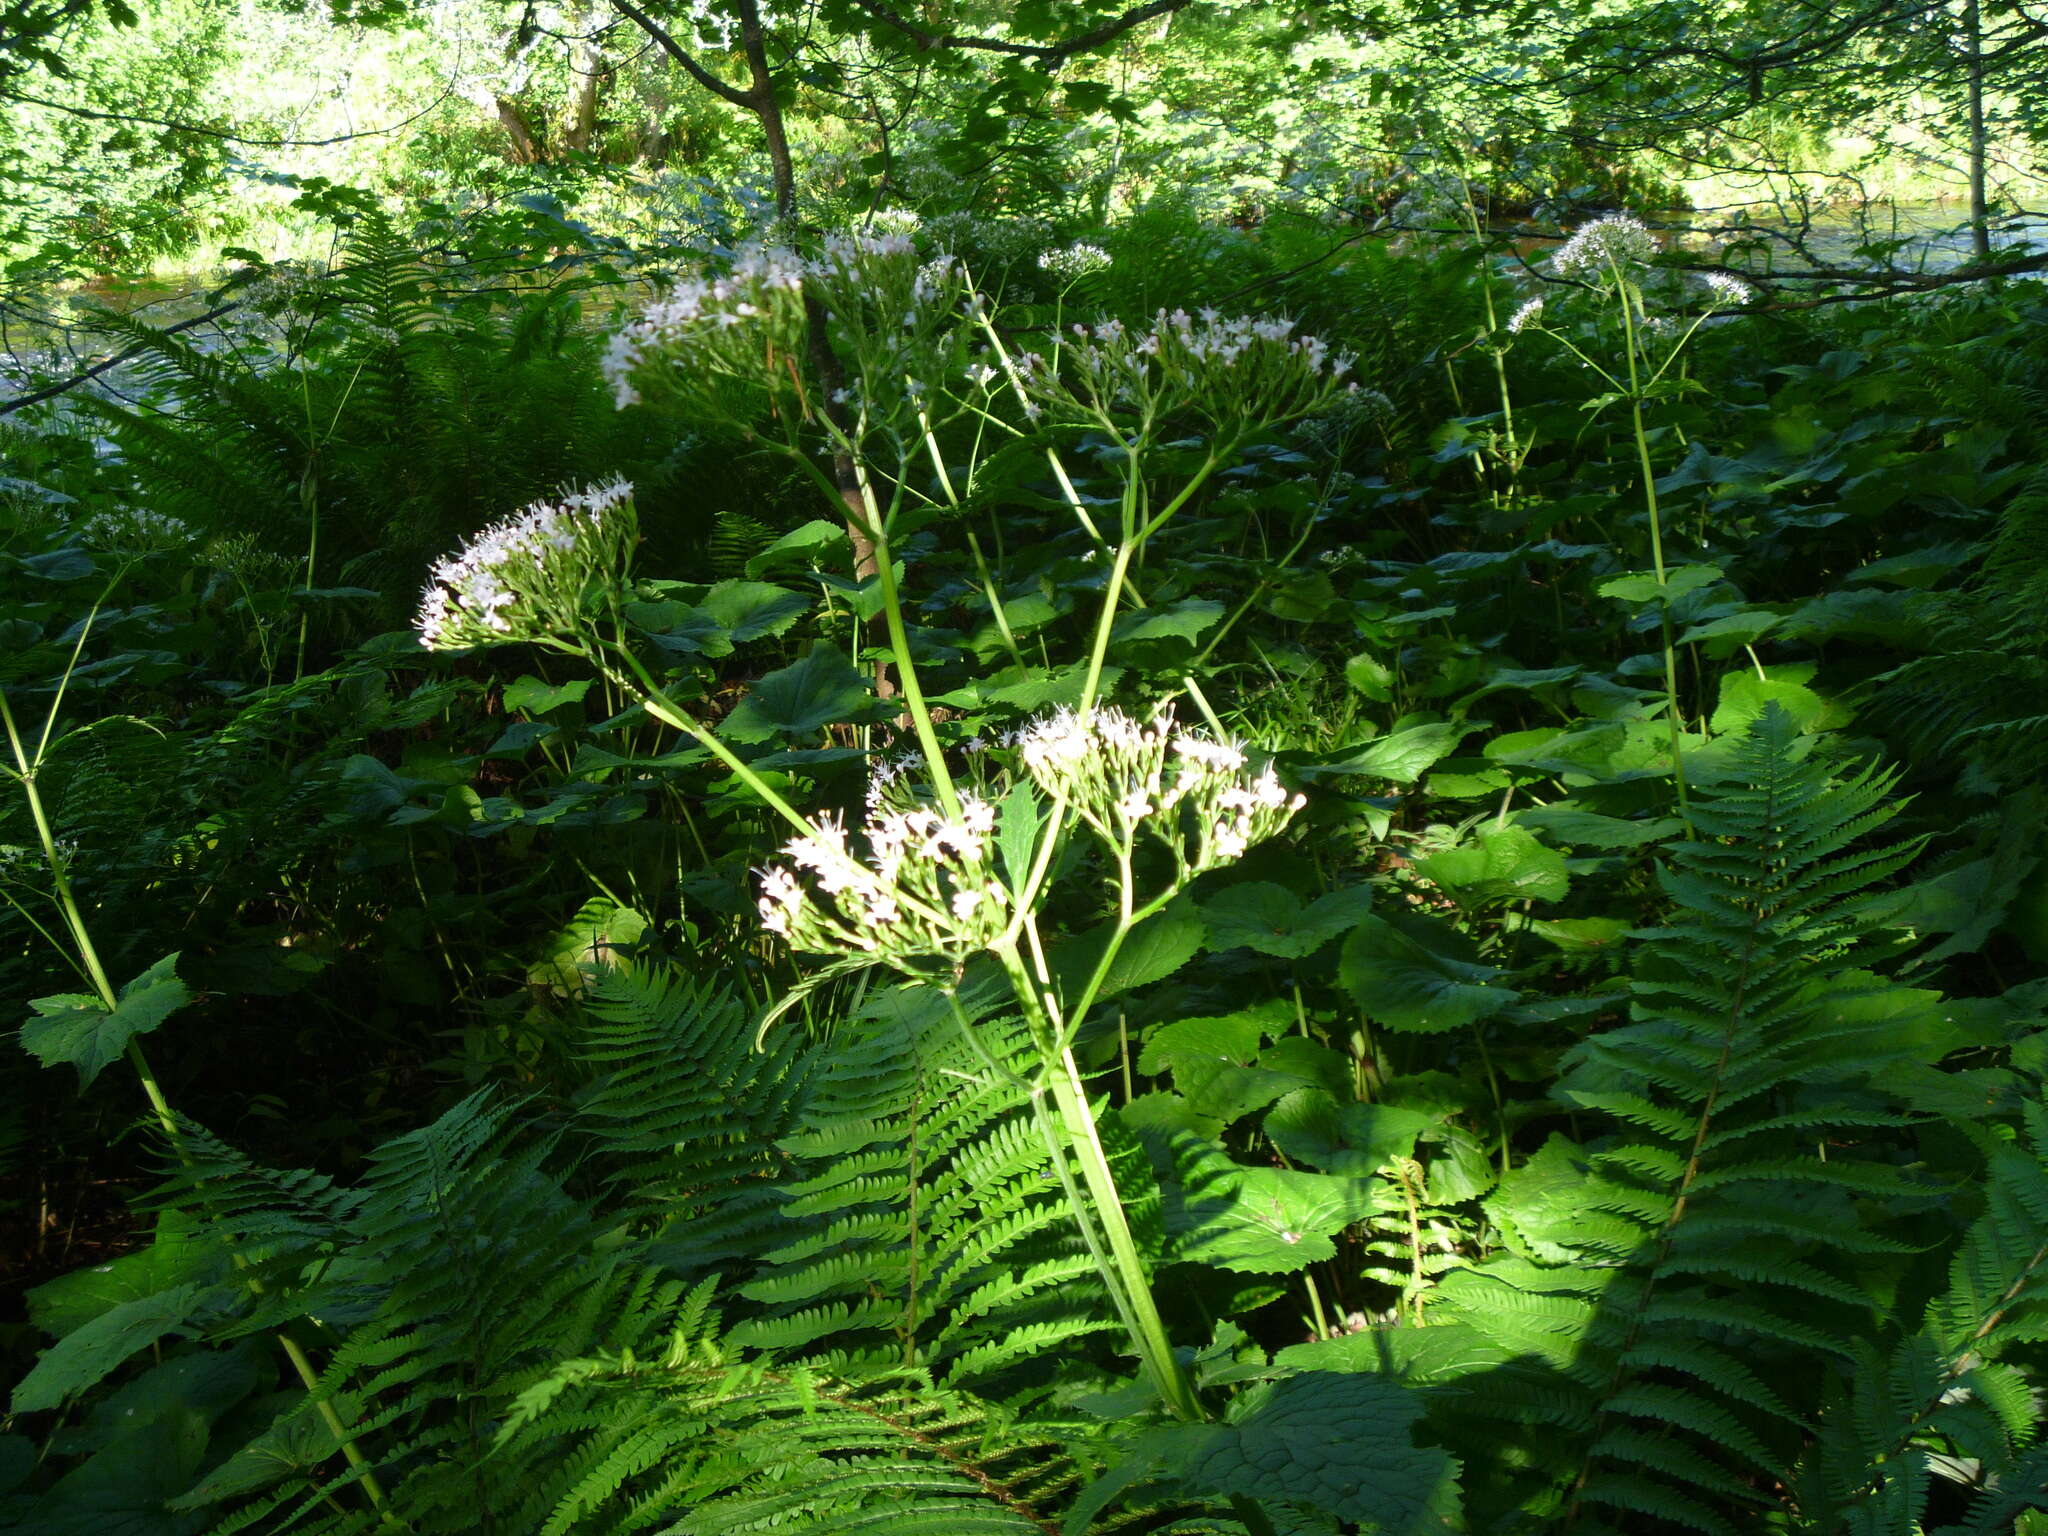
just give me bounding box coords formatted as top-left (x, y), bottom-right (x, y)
top-left (1507, 296), bottom-right (1545, 333)
top-left (1700, 271), bottom-right (1754, 307)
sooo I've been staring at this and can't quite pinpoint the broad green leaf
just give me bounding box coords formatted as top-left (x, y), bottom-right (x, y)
top-left (1339, 914), bottom-right (1518, 1032)
top-left (22, 953), bottom-right (191, 1090)
top-left (1485, 1134), bottom-right (1597, 1263)
top-left (1275, 1319), bottom-right (1512, 1385)
top-left (1138, 1005), bottom-right (1316, 1121)
top-left (13, 1282), bottom-right (218, 1414)
top-left (1138, 1008), bottom-right (1275, 1076)
top-left (1711, 663), bottom-right (1850, 735)
top-left (1415, 824), bottom-right (1570, 906)
top-left (1057, 896), bottom-right (1205, 1007)
top-left (1201, 883), bottom-right (1373, 958)
top-left (720, 643), bottom-right (875, 741)
top-left (697, 579), bottom-right (811, 643)
top-left (1529, 916), bottom-right (1631, 952)
top-left (1067, 1372), bottom-right (1460, 1535)
top-left (743, 518), bottom-right (846, 578)
top-left (29, 1407), bottom-right (210, 1536)
top-left (1265, 1089), bottom-right (1435, 1176)
top-left (1514, 804), bottom-right (1683, 849)
top-left (1112, 598), bottom-right (1223, 644)
top-left (1294, 722), bottom-right (1468, 785)
top-left (1598, 563), bottom-right (1725, 605)
top-left (995, 778), bottom-right (1044, 891)
top-left (1115, 1092), bottom-right (1225, 1149)
top-left (77, 1346), bottom-right (263, 1455)
top-left (1164, 1132), bottom-right (1381, 1273)
top-left (627, 599), bottom-right (732, 658)
top-left (1676, 608), bottom-right (1781, 655)
top-left (501, 675), bottom-right (591, 714)
top-left (1257, 1038), bottom-right (1353, 1100)
top-left (1344, 653), bottom-right (1395, 702)
top-left (28, 1214), bottom-right (218, 1339)
top-left (171, 1393), bottom-right (362, 1508)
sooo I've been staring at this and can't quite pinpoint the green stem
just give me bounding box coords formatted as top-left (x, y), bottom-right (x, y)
top-left (868, 527), bottom-right (962, 820)
top-left (1043, 1044), bottom-right (1204, 1421)
top-left (1078, 452), bottom-right (1225, 718)
top-left (1616, 277), bottom-right (1694, 835)
top-left (607, 643), bottom-right (817, 840)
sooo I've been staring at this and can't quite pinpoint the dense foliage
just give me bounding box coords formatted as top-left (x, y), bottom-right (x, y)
top-left (4, 2), bottom-right (2048, 1533)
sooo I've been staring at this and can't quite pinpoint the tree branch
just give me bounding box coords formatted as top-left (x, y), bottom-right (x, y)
top-left (840, 0), bottom-right (1190, 67)
top-left (0, 303), bottom-right (237, 416)
top-left (0, 83), bottom-right (456, 146)
top-left (608, 0), bottom-right (757, 107)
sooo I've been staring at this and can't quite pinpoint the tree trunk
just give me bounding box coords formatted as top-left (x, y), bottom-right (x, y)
top-left (563, 0), bottom-right (604, 156)
top-left (1963, 0), bottom-right (1991, 263)
top-left (729, 0), bottom-right (889, 691)
top-left (734, 0), bottom-right (796, 220)
top-left (496, 97), bottom-right (545, 164)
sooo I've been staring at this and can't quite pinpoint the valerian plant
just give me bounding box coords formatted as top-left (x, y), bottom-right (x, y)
top-left (1506, 212), bottom-right (1756, 829)
top-left (411, 228), bottom-right (1358, 1528)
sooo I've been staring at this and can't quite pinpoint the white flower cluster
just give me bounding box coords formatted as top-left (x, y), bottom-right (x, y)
top-left (1017, 706), bottom-right (1306, 871)
top-left (865, 208), bottom-right (923, 237)
top-left (1699, 271), bottom-right (1755, 307)
top-left (755, 796), bottom-right (1011, 971)
top-left (922, 212), bottom-right (1055, 269)
top-left (79, 508), bottom-right (196, 553)
top-left (604, 232), bottom-right (973, 445)
top-left (1012, 308), bottom-right (1355, 436)
top-left (415, 479), bottom-right (636, 651)
top-left (1552, 214), bottom-right (1660, 280)
top-left (601, 245), bottom-right (808, 409)
top-left (810, 228), bottom-right (920, 279)
top-left (756, 707), bottom-right (1306, 973)
top-left (1039, 242), bottom-right (1113, 282)
top-left (1506, 296), bottom-right (1546, 333)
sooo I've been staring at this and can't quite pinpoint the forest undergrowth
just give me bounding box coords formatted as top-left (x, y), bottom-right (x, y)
top-left (3, 191), bottom-right (2048, 1536)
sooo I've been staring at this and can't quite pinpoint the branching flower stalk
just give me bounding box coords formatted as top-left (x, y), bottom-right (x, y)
top-left (1517, 215), bottom-right (1755, 830)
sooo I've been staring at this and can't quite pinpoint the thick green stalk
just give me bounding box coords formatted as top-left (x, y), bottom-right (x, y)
top-left (1043, 1046), bottom-right (1205, 1420)
top-left (868, 527), bottom-right (962, 820)
top-left (1616, 280), bottom-right (1694, 832)
top-left (1077, 451), bottom-right (1224, 717)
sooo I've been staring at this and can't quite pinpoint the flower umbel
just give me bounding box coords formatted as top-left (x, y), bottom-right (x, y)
top-left (1015, 705), bottom-right (1305, 877)
top-left (1038, 242), bottom-right (1113, 282)
top-left (754, 797), bottom-right (1010, 973)
top-left (1014, 308), bottom-right (1354, 439)
top-left (1552, 214), bottom-right (1659, 281)
top-left (415, 479), bottom-right (636, 651)
top-left (1699, 271), bottom-right (1755, 308)
top-left (755, 707), bottom-right (1306, 975)
top-left (601, 245), bottom-right (808, 411)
